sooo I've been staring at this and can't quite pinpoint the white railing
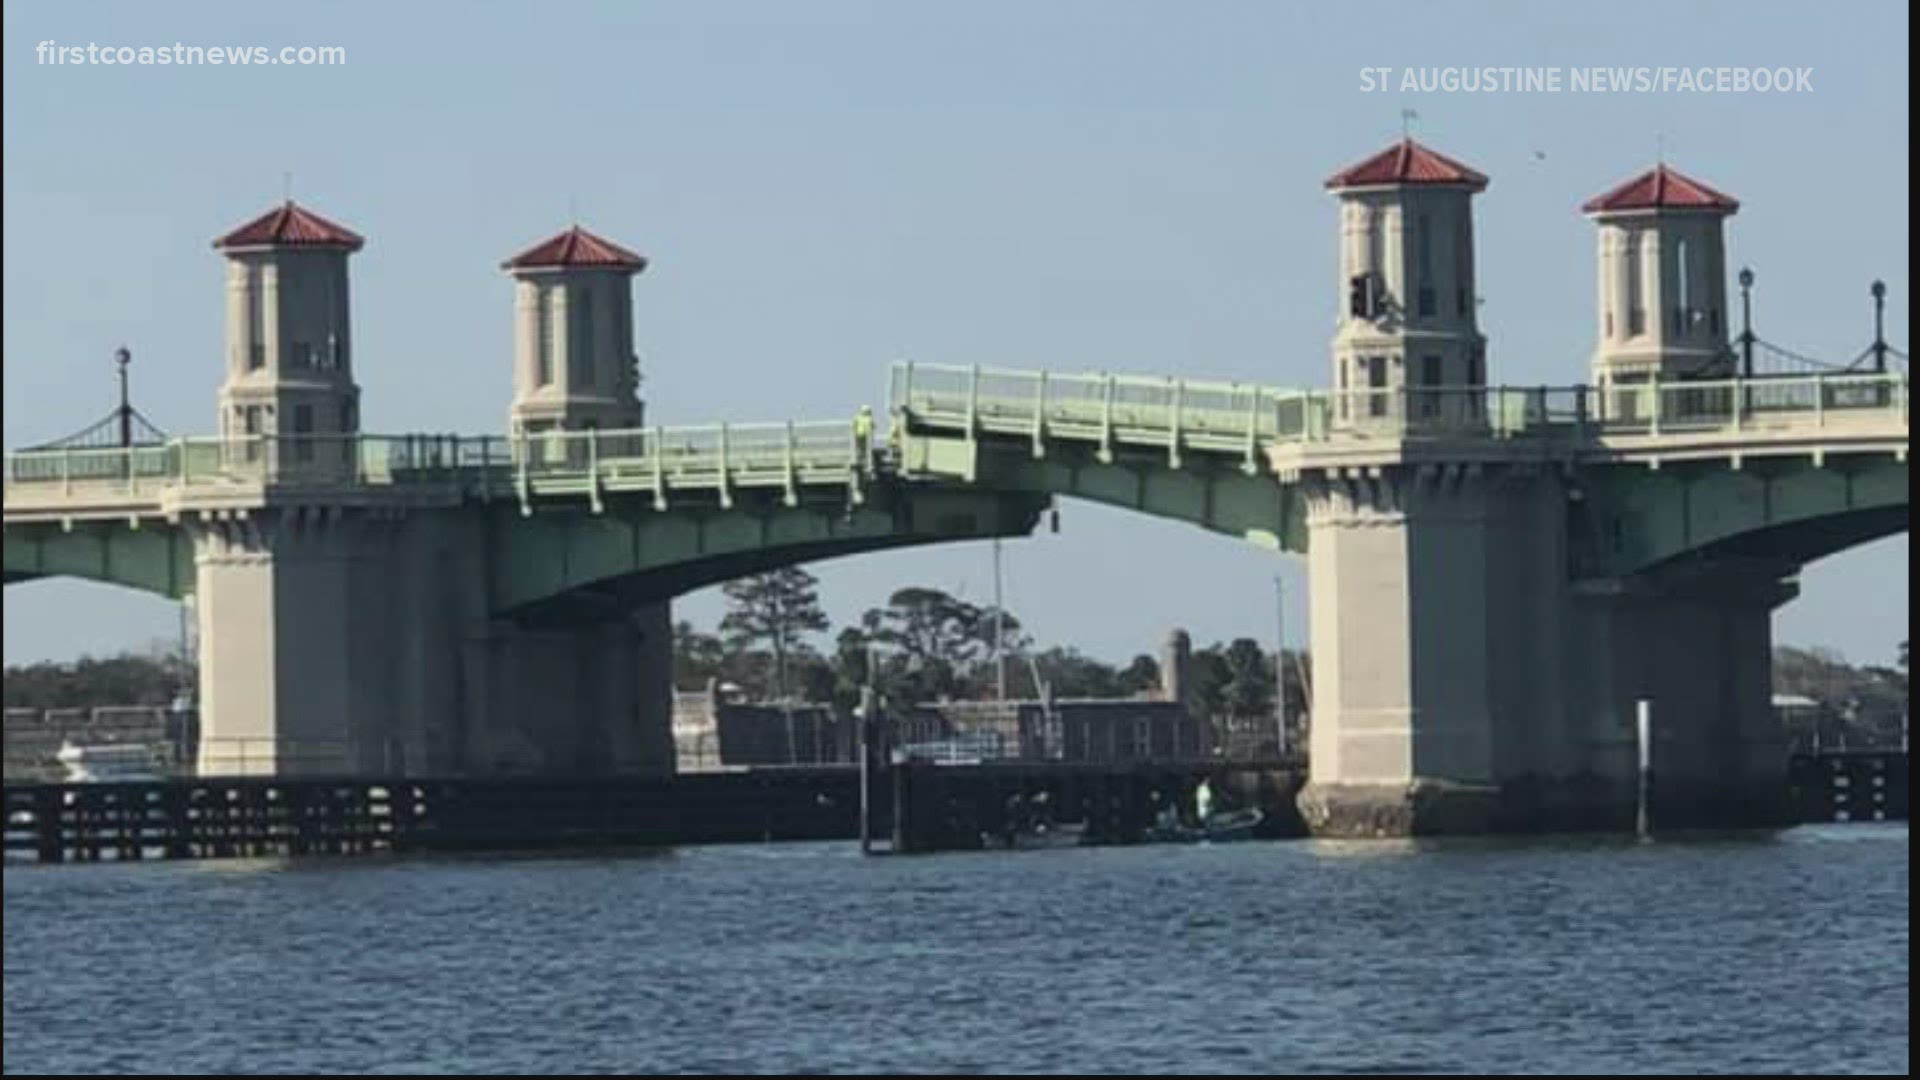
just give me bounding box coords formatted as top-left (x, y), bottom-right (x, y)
top-left (889, 362), bottom-right (1909, 453)
top-left (3, 421), bottom-right (867, 510)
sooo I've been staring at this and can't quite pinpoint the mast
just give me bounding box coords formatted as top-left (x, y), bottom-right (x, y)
top-left (993, 538), bottom-right (1007, 702)
top-left (1274, 575), bottom-right (1287, 758)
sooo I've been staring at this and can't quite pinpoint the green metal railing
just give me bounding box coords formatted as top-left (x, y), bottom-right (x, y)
top-left (2, 421), bottom-right (868, 512)
top-left (5, 367), bottom-right (1906, 514)
top-left (888, 362), bottom-right (1910, 456)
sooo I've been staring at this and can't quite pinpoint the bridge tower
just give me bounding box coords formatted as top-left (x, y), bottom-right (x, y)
top-left (1325, 138), bottom-right (1489, 428)
top-left (212, 201), bottom-right (365, 447)
top-left (501, 225), bottom-right (648, 438)
top-left (1584, 164), bottom-right (1739, 390)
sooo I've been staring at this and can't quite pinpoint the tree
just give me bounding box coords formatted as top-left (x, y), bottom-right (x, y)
top-left (861, 586), bottom-right (1014, 702)
top-left (1118, 654), bottom-right (1162, 697)
top-left (719, 568), bottom-right (830, 702)
top-left (673, 620), bottom-right (727, 690)
top-left (1027, 646), bottom-right (1136, 699)
top-left (1775, 644), bottom-right (1908, 749)
top-left (1220, 637), bottom-right (1277, 720)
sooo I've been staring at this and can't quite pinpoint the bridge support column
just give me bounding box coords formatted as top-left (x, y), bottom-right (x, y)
top-left (1567, 564), bottom-right (1798, 830)
top-left (1294, 461), bottom-right (1799, 836)
top-left (1296, 463), bottom-right (1578, 836)
top-left (459, 603), bottom-right (674, 776)
top-left (193, 509), bottom-right (413, 777)
top-left (1305, 463), bottom-right (1559, 834)
top-left (191, 508), bottom-right (674, 779)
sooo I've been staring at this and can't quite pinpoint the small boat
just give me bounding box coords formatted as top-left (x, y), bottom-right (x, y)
top-left (1199, 807), bottom-right (1264, 842)
top-left (998, 791), bottom-right (1089, 850)
top-left (55, 740), bottom-right (162, 784)
top-left (1010, 819), bottom-right (1089, 850)
top-left (1148, 806), bottom-right (1266, 844)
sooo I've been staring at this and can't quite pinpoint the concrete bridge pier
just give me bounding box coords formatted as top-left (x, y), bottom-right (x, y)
top-left (1568, 563), bottom-right (1798, 831)
top-left (192, 506), bottom-right (674, 779)
top-left (1295, 462), bottom-right (1797, 836)
top-left (459, 604), bottom-right (674, 777)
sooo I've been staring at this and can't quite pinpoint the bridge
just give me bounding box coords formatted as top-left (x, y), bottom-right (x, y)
top-left (7, 363), bottom-right (1905, 834)
top-left (3, 142), bottom-right (1909, 836)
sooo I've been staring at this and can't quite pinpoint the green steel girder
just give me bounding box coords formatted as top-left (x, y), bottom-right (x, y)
top-left (2, 520), bottom-right (194, 599)
top-left (488, 481), bottom-right (1050, 616)
top-left (1574, 452), bottom-right (1909, 579)
top-left (907, 433), bottom-right (1308, 552)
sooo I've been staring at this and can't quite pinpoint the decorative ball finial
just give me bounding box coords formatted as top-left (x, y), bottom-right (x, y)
top-left (114, 345), bottom-right (131, 367)
top-left (1871, 280), bottom-right (1886, 300)
top-left (1738, 267), bottom-right (1754, 289)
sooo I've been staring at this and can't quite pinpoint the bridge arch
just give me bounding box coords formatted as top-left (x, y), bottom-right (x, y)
top-left (487, 483), bottom-right (1052, 618)
top-left (1580, 451), bottom-right (1909, 579)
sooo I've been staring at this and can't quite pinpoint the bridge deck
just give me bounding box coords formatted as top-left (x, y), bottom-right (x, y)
top-left (3, 422), bottom-right (869, 521)
top-left (3, 366), bottom-right (1906, 522)
top-left (890, 362), bottom-right (1909, 469)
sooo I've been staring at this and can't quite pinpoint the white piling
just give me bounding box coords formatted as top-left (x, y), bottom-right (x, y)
top-left (1636, 699), bottom-right (1653, 839)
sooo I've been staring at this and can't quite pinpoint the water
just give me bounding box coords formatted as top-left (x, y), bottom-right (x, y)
top-left (3, 825), bottom-right (1907, 1074)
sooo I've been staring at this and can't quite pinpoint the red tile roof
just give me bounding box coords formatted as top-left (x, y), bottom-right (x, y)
top-left (1582, 164), bottom-right (1738, 214)
top-left (213, 201), bottom-right (364, 251)
top-left (501, 226), bottom-right (648, 271)
top-left (1326, 138), bottom-right (1488, 191)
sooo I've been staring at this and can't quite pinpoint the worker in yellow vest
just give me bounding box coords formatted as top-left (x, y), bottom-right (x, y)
top-left (854, 404), bottom-right (875, 462)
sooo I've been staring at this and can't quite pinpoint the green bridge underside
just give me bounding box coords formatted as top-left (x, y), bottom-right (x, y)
top-left (5, 525), bottom-right (194, 600)
top-left (5, 443), bottom-right (1903, 609)
top-left (2, 481), bottom-right (1051, 619)
top-left (493, 482), bottom-right (1048, 620)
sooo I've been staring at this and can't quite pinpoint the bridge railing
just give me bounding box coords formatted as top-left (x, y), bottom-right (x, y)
top-left (890, 361), bottom-right (1326, 453)
top-left (891, 363), bottom-right (1908, 456)
top-left (3, 422), bottom-right (866, 508)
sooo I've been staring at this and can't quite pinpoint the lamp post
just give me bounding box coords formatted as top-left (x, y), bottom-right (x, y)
top-left (115, 346), bottom-right (133, 448)
top-left (1871, 280), bottom-right (1888, 374)
top-left (1737, 269), bottom-right (1755, 378)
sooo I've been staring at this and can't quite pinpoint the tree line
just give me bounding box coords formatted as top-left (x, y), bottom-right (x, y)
top-left (1773, 642), bottom-right (1909, 748)
top-left (678, 568), bottom-right (1309, 728)
top-left (3, 639), bottom-right (192, 711)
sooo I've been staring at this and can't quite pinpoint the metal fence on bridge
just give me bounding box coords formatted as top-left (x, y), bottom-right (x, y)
top-left (887, 361), bottom-right (1909, 450)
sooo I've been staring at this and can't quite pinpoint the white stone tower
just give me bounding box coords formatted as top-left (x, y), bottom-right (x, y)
top-left (1325, 139), bottom-right (1489, 428)
top-left (500, 226), bottom-right (648, 436)
top-left (1583, 164), bottom-right (1739, 388)
top-left (212, 201), bottom-right (365, 450)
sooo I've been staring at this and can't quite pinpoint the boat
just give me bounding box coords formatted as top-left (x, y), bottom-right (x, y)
top-left (996, 790), bottom-right (1090, 850)
top-left (54, 740), bottom-right (162, 784)
top-left (1009, 819), bottom-right (1089, 850)
top-left (1199, 807), bottom-right (1265, 842)
top-left (1147, 805), bottom-right (1267, 844)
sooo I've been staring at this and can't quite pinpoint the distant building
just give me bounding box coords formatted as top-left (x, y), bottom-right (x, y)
top-left (673, 680), bottom-right (847, 771)
top-left (904, 629), bottom-right (1217, 764)
top-left (905, 697), bottom-right (1207, 764)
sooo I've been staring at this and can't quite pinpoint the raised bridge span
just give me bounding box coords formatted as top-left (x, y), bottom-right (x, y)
top-left (4, 364), bottom-right (1907, 835)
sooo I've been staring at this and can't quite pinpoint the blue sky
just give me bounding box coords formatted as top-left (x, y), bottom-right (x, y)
top-left (2, 0), bottom-right (1909, 666)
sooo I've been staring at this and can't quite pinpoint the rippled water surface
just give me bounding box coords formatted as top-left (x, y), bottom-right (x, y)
top-left (4, 825), bottom-right (1908, 1074)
